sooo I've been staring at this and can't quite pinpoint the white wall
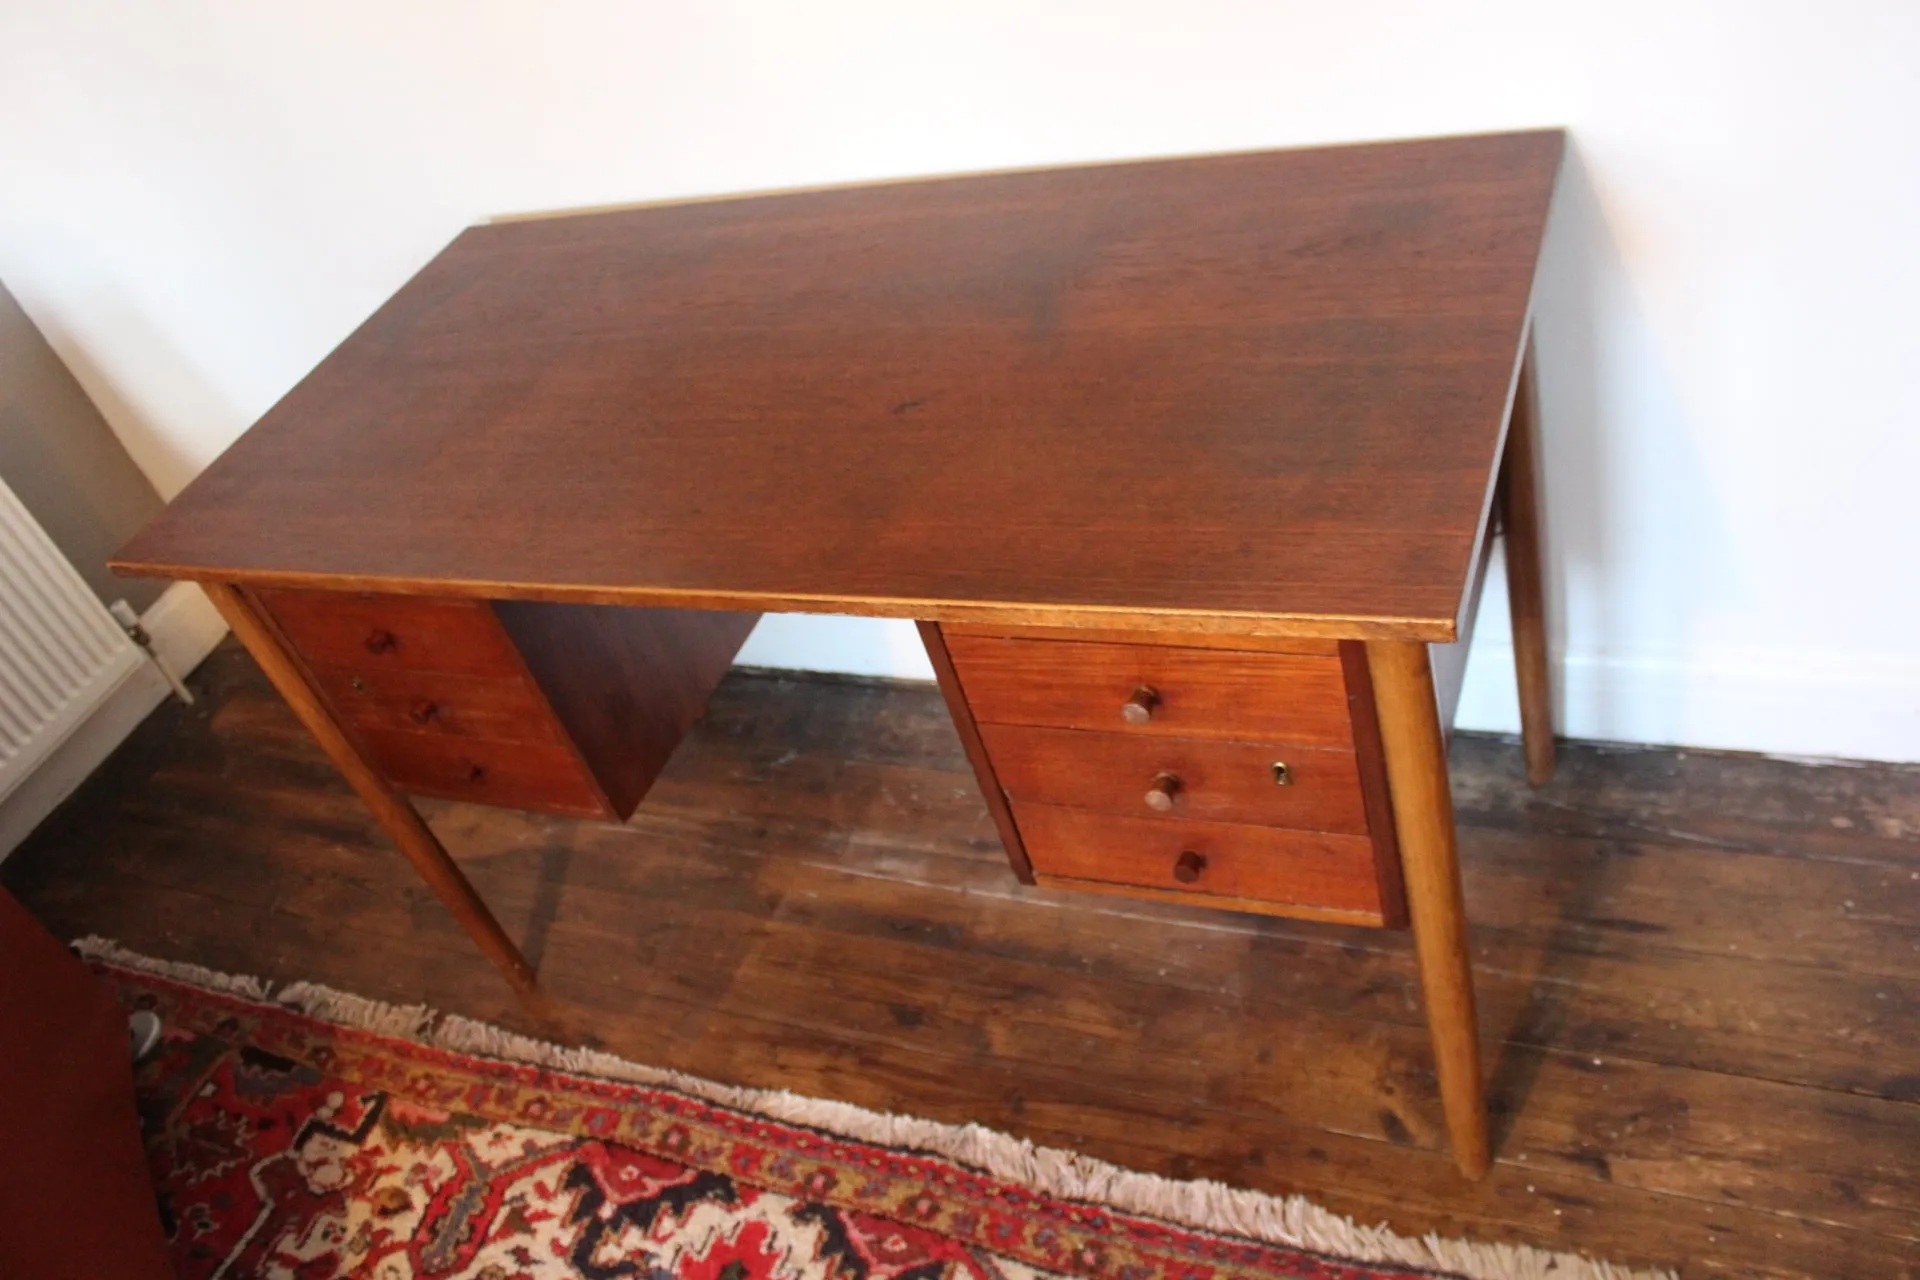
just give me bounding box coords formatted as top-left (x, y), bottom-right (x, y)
top-left (3, 2), bottom-right (1916, 760)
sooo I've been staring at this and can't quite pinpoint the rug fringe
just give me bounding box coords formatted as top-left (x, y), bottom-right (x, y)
top-left (77, 936), bottom-right (1672, 1280)
top-left (74, 935), bottom-right (275, 1001)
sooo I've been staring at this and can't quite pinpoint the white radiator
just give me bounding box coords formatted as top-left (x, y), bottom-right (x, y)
top-left (0, 473), bottom-right (145, 807)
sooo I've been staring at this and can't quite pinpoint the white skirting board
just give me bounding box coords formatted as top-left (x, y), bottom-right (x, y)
top-left (735, 613), bottom-right (937, 680)
top-left (1454, 638), bottom-right (1920, 765)
top-left (0, 581), bottom-right (228, 861)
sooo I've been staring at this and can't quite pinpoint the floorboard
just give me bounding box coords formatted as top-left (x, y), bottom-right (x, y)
top-left (4, 644), bottom-right (1918, 1279)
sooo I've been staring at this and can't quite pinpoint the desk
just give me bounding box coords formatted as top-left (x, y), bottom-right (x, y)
top-left (113, 129), bottom-right (1564, 1179)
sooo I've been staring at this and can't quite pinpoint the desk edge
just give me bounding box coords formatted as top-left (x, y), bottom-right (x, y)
top-left (108, 563), bottom-right (1461, 644)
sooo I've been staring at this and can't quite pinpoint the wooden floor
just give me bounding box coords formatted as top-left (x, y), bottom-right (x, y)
top-left (5, 643), bottom-right (1918, 1279)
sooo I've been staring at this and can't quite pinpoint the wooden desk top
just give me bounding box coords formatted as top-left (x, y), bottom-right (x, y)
top-left (115, 130), bottom-right (1563, 641)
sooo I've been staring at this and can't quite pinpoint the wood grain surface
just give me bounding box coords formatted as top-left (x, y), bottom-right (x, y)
top-left (1367, 639), bottom-right (1489, 1177)
top-left (113, 131), bottom-right (1563, 641)
top-left (1013, 802), bottom-right (1388, 921)
top-left (308, 665), bottom-right (563, 746)
top-left (495, 602), bottom-right (759, 819)
top-left (940, 622), bottom-right (1343, 656)
top-left (1499, 336), bottom-right (1556, 785)
top-left (357, 728), bottom-right (611, 818)
top-left (1336, 640), bottom-right (1409, 929)
top-left (8, 648), bottom-right (1920, 1277)
top-left (980, 723), bottom-right (1370, 833)
top-left (918, 622), bottom-right (1035, 882)
top-left (257, 590), bottom-right (524, 678)
top-left (946, 633), bottom-right (1356, 746)
top-left (199, 592), bottom-right (537, 992)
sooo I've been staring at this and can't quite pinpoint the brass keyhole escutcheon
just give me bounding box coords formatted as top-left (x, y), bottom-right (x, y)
top-left (349, 677), bottom-right (367, 694)
top-left (1272, 761), bottom-right (1291, 787)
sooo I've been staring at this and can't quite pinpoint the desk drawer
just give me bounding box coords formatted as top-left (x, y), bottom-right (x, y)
top-left (923, 624), bottom-right (1407, 927)
top-left (359, 728), bottom-right (609, 817)
top-left (311, 666), bottom-right (562, 746)
top-left (257, 589), bottom-right (523, 678)
top-left (981, 724), bottom-right (1368, 834)
top-left (1015, 802), bottom-right (1387, 921)
top-left (944, 634), bottom-right (1352, 747)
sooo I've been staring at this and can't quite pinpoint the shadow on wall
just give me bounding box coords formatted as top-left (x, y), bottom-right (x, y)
top-left (32, 295), bottom-right (240, 505)
top-left (1460, 138), bottom-right (1737, 746)
top-left (0, 280), bottom-right (171, 611)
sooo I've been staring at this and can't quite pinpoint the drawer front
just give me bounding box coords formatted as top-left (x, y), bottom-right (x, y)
top-left (258, 589), bottom-right (523, 678)
top-left (1014, 802), bottom-right (1385, 919)
top-left (941, 621), bottom-right (1340, 657)
top-left (945, 634), bottom-right (1352, 747)
top-left (981, 724), bottom-right (1368, 834)
top-left (359, 728), bottom-right (609, 817)
top-left (311, 666), bottom-right (561, 746)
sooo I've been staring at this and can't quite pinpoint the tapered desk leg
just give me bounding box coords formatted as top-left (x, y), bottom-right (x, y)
top-left (202, 582), bottom-right (538, 996)
top-left (1366, 639), bottom-right (1490, 1179)
top-left (1501, 337), bottom-right (1556, 787)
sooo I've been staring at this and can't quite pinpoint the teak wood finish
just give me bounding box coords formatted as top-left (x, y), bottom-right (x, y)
top-left (113, 131), bottom-right (1563, 643)
top-left (201, 583), bottom-right (539, 995)
top-left (253, 588), bottom-right (757, 823)
top-left (1366, 640), bottom-right (1492, 1179)
top-left (113, 130), bottom-right (1566, 1179)
top-left (492, 602), bottom-right (762, 818)
top-left (929, 624), bottom-right (1410, 928)
top-left (1015, 804), bottom-right (1389, 922)
top-left (980, 724), bottom-right (1372, 834)
top-left (1499, 336), bottom-right (1557, 787)
top-left (942, 634), bottom-right (1356, 748)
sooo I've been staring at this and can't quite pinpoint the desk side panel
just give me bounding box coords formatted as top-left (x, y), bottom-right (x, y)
top-left (1339, 640), bottom-right (1409, 930)
top-left (494, 603), bottom-right (759, 820)
top-left (918, 621), bottom-right (1035, 883)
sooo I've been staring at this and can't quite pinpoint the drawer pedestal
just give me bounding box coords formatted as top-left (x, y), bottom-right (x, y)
top-left (253, 588), bottom-right (758, 821)
top-left (923, 623), bottom-right (1407, 928)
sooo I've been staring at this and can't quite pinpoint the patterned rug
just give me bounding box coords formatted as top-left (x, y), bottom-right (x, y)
top-left (82, 940), bottom-right (1662, 1280)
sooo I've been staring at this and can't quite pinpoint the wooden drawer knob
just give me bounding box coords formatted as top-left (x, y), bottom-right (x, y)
top-left (465, 762), bottom-right (487, 785)
top-left (1145, 771), bottom-right (1181, 811)
top-left (1172, 850), bottom-right (1207, 884)
top-left (1122, 685), bottom-right (1159, 725)
top-left (364, 628), bottom-right (398, 655)
top-left (408, 699), bottom-right (440, 725)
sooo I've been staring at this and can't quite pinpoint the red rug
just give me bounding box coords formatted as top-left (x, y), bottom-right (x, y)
top-left (86, 942), bottom-right (1657, 1280)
